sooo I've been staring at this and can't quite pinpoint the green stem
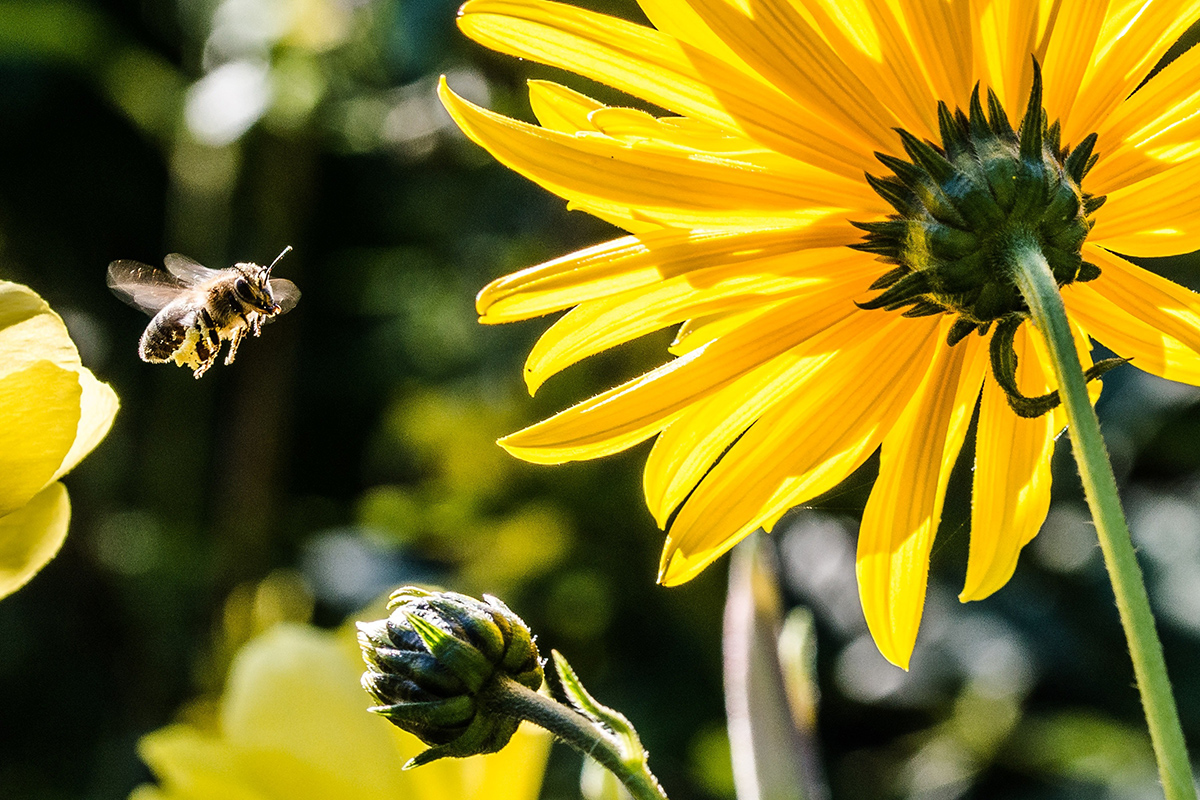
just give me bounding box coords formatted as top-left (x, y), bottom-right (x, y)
top-left (485, 675), bottom-right (668, 800)
top-left (1008, 235), bottom-right (1196, 800)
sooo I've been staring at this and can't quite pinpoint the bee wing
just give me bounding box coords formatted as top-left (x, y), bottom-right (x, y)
top-left (107, 260), bottom-right (186, 315)
top-left (164, 253), bottom-right (222, 285)
top-left (269, 278), bottom-right (301, 315)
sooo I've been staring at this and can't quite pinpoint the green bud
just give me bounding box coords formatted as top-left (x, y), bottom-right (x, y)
top-left (358, 587), bottom-right (544, 766)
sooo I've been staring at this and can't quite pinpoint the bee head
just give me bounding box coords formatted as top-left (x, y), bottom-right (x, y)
top-left (232, 264), bottom-right (280, 314)
top-left (232, 247), bottom-right (292, 315)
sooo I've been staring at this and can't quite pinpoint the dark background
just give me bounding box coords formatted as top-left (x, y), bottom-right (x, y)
top-left (1, 1), bottom-right (1199, 798)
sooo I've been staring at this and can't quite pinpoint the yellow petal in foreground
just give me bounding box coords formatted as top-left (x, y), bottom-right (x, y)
top-left (0, 362), bottom-right (80, 516)
top-left (963, 319), bottom-right (1103, 602)
top-left (135, 622), bottom-right (551, 800)
top-left (0, 280), bottom-right (118, 601)
top-left (857, 330), bottom-right (982, 669)
top-left (0, 483), bottom-right (70, 600)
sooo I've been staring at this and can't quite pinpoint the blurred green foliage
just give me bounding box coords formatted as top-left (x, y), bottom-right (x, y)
top-left (1, 2), bottom-right (1200, 799)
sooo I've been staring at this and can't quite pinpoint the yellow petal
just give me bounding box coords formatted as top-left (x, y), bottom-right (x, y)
top-left (0, 361), bottom-right (82, 516)
top-left (587, 106), bottom-right (759, 153)
top-left (1083, 245), bottom-right (1200, 355)
top-left (526, 80), bottom-right (604, 133)
top-left (1088, 157), bottom-right (1200, 256)
top-left (52, 367), bottom-right (119, 482)
top-left (1063, 282), bottom-right (1200, 385)
top-left (477, 222), bottom-right (857, 323)
top-left (441, 81), bottom-right (870, 226)
top-left (636, 0), bottom-right (754, 73)
top-left (222, 626), bottom-right (404, 792)
top-left (668, 303), bottom-right (783, 356)
top-left (960, 319), bottom-right (1097, 602)
top-left (857, 328), bottom-right (985, 669)
top-left (454, 0), bottom-right (876, 176)
top-left (892, 0), bottom-right (976, 112)
top-left (677, 0), bottom-right (902, 151)
top-left (1039, 0), bottom-right (1109, 127)
top-left (137, 726), bottom-right (264, 800)
top-left (1089, 44), bottom-right (1200, 194)
top-left (0, 482), bottom-right (70, 601)
top-left (970, 0), bottom-right (1042, 121)
top-left (1067, 0), bottom-right (1200, 145)
top-left (658, 315), bottom-right (940, 585)
top-left (644, 298), bottom-right (889, 527)
top-left (501, 267), bottom-right (880, 463)
top-left (522, 247), bottom-right (879, 392)
top-left (0, 281), bottom-right (81, 379)
top-left (789, 0), bottom-right (942, 139)
top-left (962, 375), bottom-right (1055, 603)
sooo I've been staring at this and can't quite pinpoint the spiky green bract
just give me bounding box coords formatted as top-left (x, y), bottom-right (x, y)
top-left (853, 63), bottom-right (1104, 342)
top-left (358, 587), bottom-right (544, 767)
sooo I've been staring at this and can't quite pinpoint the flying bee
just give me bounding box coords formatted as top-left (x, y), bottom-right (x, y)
top-left (107, 247), bottom-right (300, 378)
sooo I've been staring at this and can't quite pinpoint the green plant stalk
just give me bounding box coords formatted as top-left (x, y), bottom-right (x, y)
top-left (1009, 235), bottom-right (1197, 800)
top-left (485, 675), bottom-right (668, 800)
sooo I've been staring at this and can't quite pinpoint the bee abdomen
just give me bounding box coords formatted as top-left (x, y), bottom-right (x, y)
top-left (138, 317), bottom-right (189, 363)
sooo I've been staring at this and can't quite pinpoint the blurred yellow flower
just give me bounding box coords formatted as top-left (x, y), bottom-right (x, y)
top-left (440, 0), bottom-right (1200, 666)
top-left (0, 280), bottom-right (117, 600)
top-left (132, 622), bottom-right (551, 800)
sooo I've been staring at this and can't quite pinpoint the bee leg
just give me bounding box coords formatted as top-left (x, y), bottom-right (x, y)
top-left (225, 327), bottom-right (247, 365)
top-left (250, 315), bottom-right (263, 337)
top-left (192, 313), bottom-right (222, 378)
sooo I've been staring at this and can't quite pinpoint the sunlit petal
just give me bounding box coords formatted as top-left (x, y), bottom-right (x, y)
top-left (522, 247), bottom-right (878, 392)
top-left (659, 315), bottom-right (940, 585)
top-left (477, 222), bottom-right (857, 323)
top-left (0, 362), bottom-right (82, 517)
top-left (1084, 245), bottom-right (1200, 355)
top-left (1064, 281), bottom-right (1200, 385)
top-left (455, 0), bottom-right (877, 175)
top-left (0, 482), bottom-right (70, 601)
top-left (857, 331), bottom-right (985, 668)
top-left (501, 276), bottom-right (876, 461)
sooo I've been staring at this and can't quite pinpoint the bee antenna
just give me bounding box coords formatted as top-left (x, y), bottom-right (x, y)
top-left (267, 245), bottom-right (293, 274)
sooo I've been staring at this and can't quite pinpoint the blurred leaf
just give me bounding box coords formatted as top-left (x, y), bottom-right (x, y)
top-left (724, 534), bottom-right (827, 800)
top-left (1004, 710), bottom-right (1158, 790)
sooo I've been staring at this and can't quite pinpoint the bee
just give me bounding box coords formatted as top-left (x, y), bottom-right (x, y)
top-left (107, 247), bottom-right (300, 378)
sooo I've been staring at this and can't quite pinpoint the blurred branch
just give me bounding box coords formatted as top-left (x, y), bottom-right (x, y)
top-left (724, 533), bottom-right (828, 800)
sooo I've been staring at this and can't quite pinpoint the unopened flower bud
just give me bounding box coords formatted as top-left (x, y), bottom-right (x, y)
top-left (358, 587), bottom-right (543, 767)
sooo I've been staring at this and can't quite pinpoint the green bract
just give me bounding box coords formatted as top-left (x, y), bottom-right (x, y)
top-left (854, 64), bottom-right (1103, 340)
top-left (358, 587), bottom-right (544, 767)
top-left (852, 63), bottom-right (1122, 418)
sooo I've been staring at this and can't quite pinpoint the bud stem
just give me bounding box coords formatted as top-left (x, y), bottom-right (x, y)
top-left (1007, 234), bottom-right (1197, 800)
top-left (485, 675), bottom-right (668, 800)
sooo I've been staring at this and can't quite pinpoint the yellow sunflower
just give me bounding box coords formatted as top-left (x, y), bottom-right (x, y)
top-left (439, 0), bottom-right (1200, 668)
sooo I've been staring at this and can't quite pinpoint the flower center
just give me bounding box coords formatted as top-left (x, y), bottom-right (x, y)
top-left (853, 66), bottom-right (1105, 349)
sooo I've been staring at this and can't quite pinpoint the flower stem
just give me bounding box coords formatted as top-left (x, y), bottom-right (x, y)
top-left (1009, 235), bottom-right (1197, 800)
top-left (485, 675), bottom-right (668, 800)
